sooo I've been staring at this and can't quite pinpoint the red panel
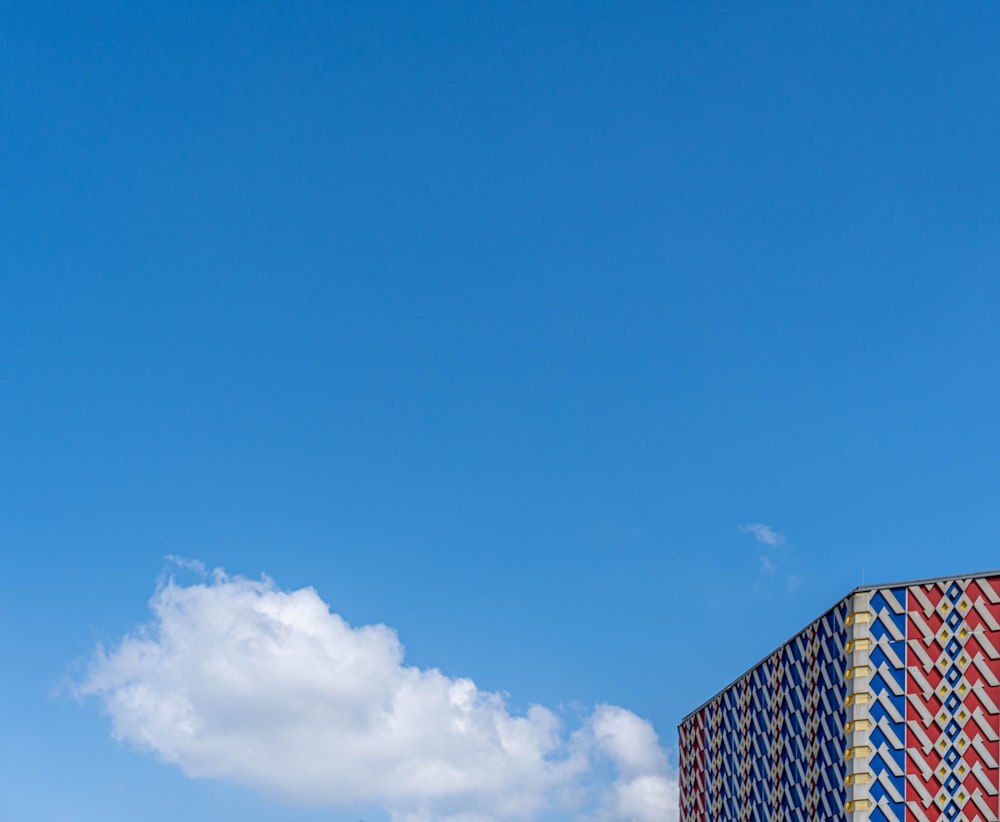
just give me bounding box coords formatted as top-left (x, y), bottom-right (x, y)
top-left (679, 710), bottom-right (706, 822)
top-left (906, 579), bottom-right (1000, 821)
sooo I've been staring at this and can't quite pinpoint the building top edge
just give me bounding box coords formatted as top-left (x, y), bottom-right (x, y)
top-left (676, 568), bottom-right (1000, 728)
top-left (851, 568), bottom-right (1000, 593)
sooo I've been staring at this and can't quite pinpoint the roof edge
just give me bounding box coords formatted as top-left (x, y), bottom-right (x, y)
top-left (676, 568), bottom-right (1000, 728)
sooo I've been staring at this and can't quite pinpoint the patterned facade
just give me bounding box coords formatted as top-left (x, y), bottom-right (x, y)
top-left (679, 572), bottom-right (1000, 822)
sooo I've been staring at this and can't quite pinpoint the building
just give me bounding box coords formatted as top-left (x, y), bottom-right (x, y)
top-left (678, 571), bottom-right (1000, 822)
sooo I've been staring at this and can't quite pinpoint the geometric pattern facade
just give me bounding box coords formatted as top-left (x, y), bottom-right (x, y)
top-left (679, 601), bottom-right (848, 822)
top-left (680, 572), bottom-right (1000, 822)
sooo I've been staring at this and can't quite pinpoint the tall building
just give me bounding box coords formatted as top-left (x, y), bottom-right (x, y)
top-left (678, 571), bottom-right (1000, 822)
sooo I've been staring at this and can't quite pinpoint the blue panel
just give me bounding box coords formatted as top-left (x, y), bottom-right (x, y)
top-left (868, 587), bottom-right (907, 822)
top-left (870, 588), bottom-right (907, 641)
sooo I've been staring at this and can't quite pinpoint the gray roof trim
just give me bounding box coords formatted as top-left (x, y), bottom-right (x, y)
top-left (676, 591), bottom-right (852, 727)
top-left (852, 569), bottom-right (1000, 593)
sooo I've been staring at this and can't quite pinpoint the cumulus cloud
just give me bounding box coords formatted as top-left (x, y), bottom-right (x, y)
top-left (738, 523), bottom-right (784, 546)
top-left (589, 706), bottom-right (678, 822)
top-left (76, 568), bottom-right (676, 821)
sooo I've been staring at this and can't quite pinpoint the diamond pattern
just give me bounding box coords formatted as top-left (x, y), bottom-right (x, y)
top-left (904, 578), bottom-right (1000, 822)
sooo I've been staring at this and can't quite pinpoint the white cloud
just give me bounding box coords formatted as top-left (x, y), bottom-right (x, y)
top-left (76, 569), bottom-right (676, 821)
top-left (163, 555), bottom-right (207, 575)
top-left (588, 706), bottom-right (678, 822)
top-left (738, 523), bottom-right (785, 546)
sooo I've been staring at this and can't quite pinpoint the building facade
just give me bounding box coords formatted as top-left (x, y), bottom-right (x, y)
top-left (678, 572), bottom-right (1000, 822)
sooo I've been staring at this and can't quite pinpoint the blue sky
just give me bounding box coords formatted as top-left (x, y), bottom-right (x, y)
top-left (3, 3), bottom-right (1000, 820)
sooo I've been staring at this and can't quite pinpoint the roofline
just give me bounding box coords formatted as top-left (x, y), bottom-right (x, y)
top-left (852, 569), bottom-right (1000, 593)
top-left (676, 590), bottom-right (851, 726)
top-left (677, 568), bottom-right (1000, 728)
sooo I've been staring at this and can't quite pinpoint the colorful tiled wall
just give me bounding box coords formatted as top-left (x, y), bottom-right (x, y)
top-left (679, 601), bottom-right (849, 822)
top-left (862, 576), bottom-right (1000, 822)
top-left (679, 573), bottom-right (1000, 822)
